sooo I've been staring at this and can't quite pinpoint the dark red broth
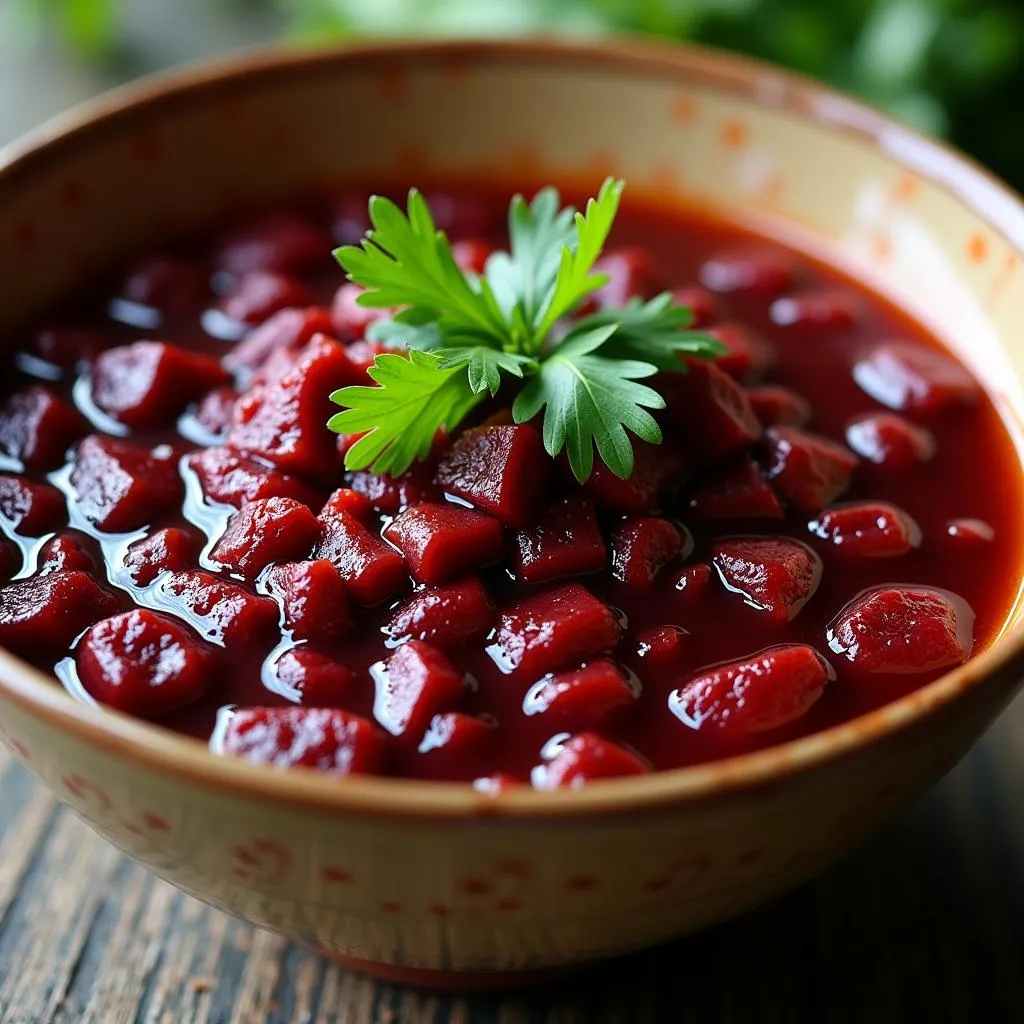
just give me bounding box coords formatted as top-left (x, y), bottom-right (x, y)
top-left (1, 184), bottom-right (1021, 789)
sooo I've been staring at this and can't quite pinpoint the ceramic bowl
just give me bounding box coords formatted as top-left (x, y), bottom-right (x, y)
top-left (1, 38), bottom-right (1023, 988)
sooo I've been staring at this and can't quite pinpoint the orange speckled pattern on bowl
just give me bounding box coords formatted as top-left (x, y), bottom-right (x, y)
top-left (1, 39), bottom-right (1023, 983)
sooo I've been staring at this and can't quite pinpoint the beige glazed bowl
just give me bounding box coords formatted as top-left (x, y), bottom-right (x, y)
top-left (1, 37), bottom-right (1024, 988)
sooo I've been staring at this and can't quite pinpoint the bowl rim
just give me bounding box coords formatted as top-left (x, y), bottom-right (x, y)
top-left (2, 34), bottom-right (1023, 821)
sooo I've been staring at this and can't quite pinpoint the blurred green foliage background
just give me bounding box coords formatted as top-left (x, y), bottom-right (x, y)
top-left (8, 0), bottom-right (1024, 186)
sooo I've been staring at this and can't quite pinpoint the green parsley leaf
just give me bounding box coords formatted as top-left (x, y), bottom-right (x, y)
top-left (434, 347), bottom-right (538, 397)
top-left (512, 324), bottom-right (664, 482)
top-left (328, 349), bottom-right (481, 477)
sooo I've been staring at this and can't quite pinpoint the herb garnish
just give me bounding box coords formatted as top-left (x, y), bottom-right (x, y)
top-left (328, 178), bottom-right (725, 482)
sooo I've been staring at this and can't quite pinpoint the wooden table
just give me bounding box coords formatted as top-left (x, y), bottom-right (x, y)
top-left (1, 693), bottom-right (1022, 1024)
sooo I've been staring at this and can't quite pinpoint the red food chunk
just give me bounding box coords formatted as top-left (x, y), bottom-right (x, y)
top-left (345, 463), bottom-right (439, 514)
top-left (385, 502), bottom-right (503, 585)
top-left (343, 340), bottom-right (387, 377)
top-left (70, 436), bottom-right (183, 532)
top-left (451, 238), bottom-right (494, 275)
top-left (372, 640), bottom-right (465, 741)
top-left (435, 424), bottom-right (549, 527)
top-left (228, 335), bottom-right (360, 479)
top-left (273, 649), bottom-right (356, 705)
top-left (512, 495), bottom-right (606, 584)
top-left (671, 285), bottom-right (717, 327)
top-left (162, 570), bottom-right (278, 645)
top-left (120, 255), bottom-right (207, 312)
top-left (187, 446), bottom-right (321, 509)
top-left (38, 532), bottom-right (95, 575)
top-left (418, 712), bottom-right (496, 777)
top-left (593, 247), bottom-right (663, 307)
top-left (0, 540), bottom-right (17, 582)
top-left (763, 427), bottom-right (858, 513)
top-left (523, 659), bottom-right (638, 727)
top-left (214, 214), bottom-right (331, 276)
top-left (828, 586), bottom-right (973, 674)
top-left (845, 412), bottom-right (935, 469)
top-left (945, 518), bottom-right (995, 547)
top-left (747, 386), bottom-right (812, 428)
top-left (211, 497), bottom-right (320, 579)
top-left (0, 476), bottom-right (65, 535)
top-left (853, 342), bottom-right (979, 417)
top-left (123, 527), bottom-right (199, 586)
top-left (92, 341), bottom-right (230, 429)
top-left (0, 570), bottom-right (117, 654)
top-left (386, 577), bottom-right (495, 648)
top-left (611, 517), bottom-right (689, 587)
top-left (661, 360), bottom-right (761, 463)
top-left (219, 270), bottom-right (312, 326)
top-left (674, 563), bottom-right (713, 606)
top-left (712, 536), bottom-right (821, 622)
top-left (314, 508), bottom-right (406, 605)
top-left (669, 645), bottom-right (830, 736)
top-left (490, 582), bottom-right (621, 677)
top-left (29, 326), bottom-right (102, 369)
top-left (687, 458), bottom-right (784, 520)
top-left (635, 625), bottom-right (689, 674)
top-left (582, 439), bottom-right (688, 515)
top-left (534, 733), bottom-right (649, 789)
top-left (330, 283), bottom-right (391, 342)
top-left (78, 609), bottom-right (213, 716)
top-left (220, 706), bottom-right (385, 775)
top-left (707, 322), bottom-right (773, 381)
top-left (809, 502), bottom-right (921, 557)
top-left (700, 248), bottom-right (796, 299)
top-left (0, 386), bottom-right (86, 471)
top-left (321, 487), bottom-right (373, 521)
top-left (223, 305), bottom-right (334, 376)
top-left (769, 291), bottom-right (858, 332)
top-left (191, 387), bottom-right (237, 440)
top-left (263, 560), bottom-right (350, 643)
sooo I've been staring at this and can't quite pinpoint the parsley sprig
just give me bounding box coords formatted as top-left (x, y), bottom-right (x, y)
top-left (328, 178), bottom-right (725, 481)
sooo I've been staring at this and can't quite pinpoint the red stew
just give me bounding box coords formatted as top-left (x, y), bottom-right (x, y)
top-left (1, 185), bottom-right (1021, 788)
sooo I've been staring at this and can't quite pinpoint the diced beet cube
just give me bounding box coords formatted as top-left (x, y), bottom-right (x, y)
top-left (223, 306), bottom-right (334, 377)
top-left (809, 502), bottom-right (921, 558)
top-left (687, 458), bottom-right (784, 520)
top-left (191, 387), bottom-right (238, 440)
top-left (661, 360), bottom-right (761, 463)
top-left (70, 436), bottom-right (183, 533)
top-left (853, 342), bottom-right (979, 418)
top-left (769, 291), bottom-right (858, 332)
top-left (0, 475), bottom-right (65, 535)
top-left (314, 508), bottom-right (406, 605)
top-left (387, 577), bottom-right (495, 648)
top-left (0, 570), bottom-right (118, 654)
top-left (845, 412), bottom-right (935, 469)
top-left (451, 239), bottom-right (494, 275)
top-left (669, 644), bottom-right (830, 736)
top-left (120, 255), bottom-right (208, 313)
top-left (30, 326), bottom-right (102, 370)
top-left (763, 427), bottom-right (858, 513)
top-left (712, 536), bottom-right (821, 623)
top-left (273, 648), bottom-right (356, 706)
top-left (635, 625), bottom-right (689, 674)
top-left (220, 706), bottom-right (385, 775)
top-left (674, 563), bottom-right (713, 607)
top-left (219, 271), bottom-right (312, 326)
top-left (593, 247), bottom-right (663, 308)
top-left (38, 532), bottom-right (95, 575)
top-left (211, 497), bottom-right (320, 579)
top-left (343, 340), bottom-right (388, 378)
top-left (582, 439), bottom-right (688, 515)
top-left (214, 214), bottom-right (331, 276)
top-left (523, 659), bottom-right (638, 727)
top-left (228, 335), bottom-right (361, 479)
top-left (330, 283), bottom-right (391, 342)
top-left (945, 518), bottom-right (995, 547)
top-left (534, 733), bottom-right (649, 789)
top-left (346, 463), bottom-right (440, 514)
top-left (92, 341), bottom-right (230, 429)
top-left (418, 712), bottom-right (496, 777)
top-left (321, 487), bottom-right (374, 522)
top-left (828, 586), bottom-right (973, 674)
top-left (371, 640), bottom-right (465, 742)
top-left (512, 495), bottom-right (606, 584)
top-left (671, 285), bottom-right (717, 327)
top-left (123, 527), bottom-right (199, 586)
top-left (187, 446), bottom-right (321, 509)
top-left (385, 502), bottom-right (503, 585)
top-left (162, 570), bottom-right (278, 645)
top-left (0, 386), bottom-right (86, 471)
top-left (263, 560), bottom-right (350, 643)
top-left (78, 609), bottom-right (214, 717)
top-left (435, 424), bottom-right (549, 527)
top-left (490, 582), bottom-right (621, 677)
top-left (699, 248), bottom-right (796, 299)
top-left (611, 517), bottom-right (689, 586)
top-left (747, 386), bottom-right (812, 428)
top-left (707, 322), bottom-right (773, 381)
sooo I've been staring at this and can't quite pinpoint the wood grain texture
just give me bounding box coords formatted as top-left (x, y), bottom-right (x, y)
top-left (1, 694), bottom-right (1022, 1024)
